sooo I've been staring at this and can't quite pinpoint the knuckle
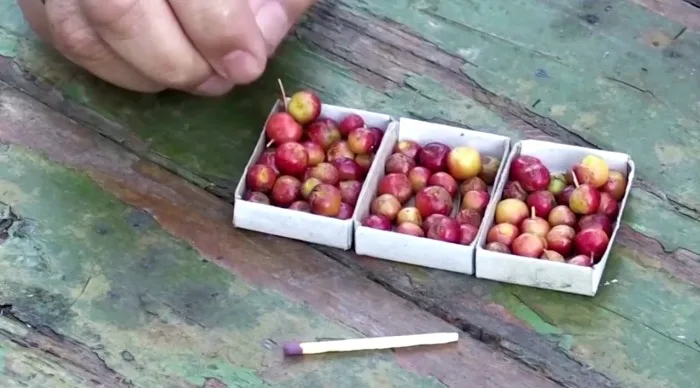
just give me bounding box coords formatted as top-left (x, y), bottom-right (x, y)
top-left (80, 0), bottom-right (142, 28)
top-left (158, 59), bottom-right (209, 88)
top-left (50, 17), bottom-right (103, 62)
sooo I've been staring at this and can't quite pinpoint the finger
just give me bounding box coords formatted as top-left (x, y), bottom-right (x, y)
top-left (167, 0), bottom-right (268, 85)
top-left (191, 74), bottom-right (236, 97)
top-left (79, 0), bottom-right (212, 90)
top-left (16, 0), bottom-right (52, 43)
top-left (43, 0), bottom-right (164, 93)
top-left (252, 0), bottom-right (318, 55)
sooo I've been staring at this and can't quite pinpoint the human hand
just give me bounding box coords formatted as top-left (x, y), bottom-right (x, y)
top-left (17, 0), bottom-right (316, 96)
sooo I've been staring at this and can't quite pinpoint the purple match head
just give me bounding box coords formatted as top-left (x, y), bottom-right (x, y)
top-left (283, 342), bottom-right (303, 356)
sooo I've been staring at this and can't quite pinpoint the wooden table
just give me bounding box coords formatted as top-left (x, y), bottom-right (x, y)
top-left (1, 0), bottom-right (699, 386)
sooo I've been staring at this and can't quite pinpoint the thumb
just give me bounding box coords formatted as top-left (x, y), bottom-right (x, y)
top-left (252, 0), bottom-right (317, 55)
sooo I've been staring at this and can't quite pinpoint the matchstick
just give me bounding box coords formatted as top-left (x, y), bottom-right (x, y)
top-left (282, 332), bottom-right (459, 356)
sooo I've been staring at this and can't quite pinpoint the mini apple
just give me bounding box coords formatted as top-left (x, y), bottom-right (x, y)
top-left (308, 162), bottom-right (340, 185)
top-left (301, 177), bottom-right (322, 199)
top-left (557, 185), bottom-right (576, 205)
top-left (545, 225), bottom-right (575, 256)
top-left (602, 170), bottom-right (627, 201)
top-left (336, 202), bottom-right (354, 220)
top-left (378, 173), bottom-right (413, 204)
top-left (428, 172), bottom-right (459, 197)
top-left (520, 207), bottom-right (550, 238)
top-left (355, 153), bottom-right (374, 175)
top-left (396, 207), bottom-right (423, 226)
top-left (486, 223), bottom-right (519, 246)
top-left (573, 155), bottom-right (609, 188)
top-left (265, 112), bottom-right (303, 144)
top-left (271, 175), bottom-right (302, 207)
top-left (371, 194), bottom-right (402, 221)
top-left (459, 224), bottom-right (479, 245)
top-left (518, 163), bottom-right (550, 192)
top-left (257, 148), bottom-right (278, 172)
top-left (396, 222), bottom-right (425, 237)
top-left (511, 233), bottom-right (545, 258)
top-left (597, 192), bottom-right (619, 219)
top-left (288, 90), bottom-right (321, 124)
top-left (348, 127), bottom-right (375, 154)
top-left (422, 214), bottom-right (449, 233)
top-left (461, 190), bottom-right (490, 215)
top-left (415, 186), bottom-right (453, 218)
top-left (289, 200), bottom-right (310, 212)
top-left (338, 180), bottom-right (362, 206)
top-left (302, 141), bottom-right (325, 166)
top-left (503, 181), bottom-right (527, 202)
top-left (275, 142), bottom-right (309, 176)
top-left (326, 141), bottom-right (355, 162)
top-left (332, 158), bottom-right (363, 181)
top-left (577, 214), bottom-right (613, 237)
top-left (460, 177), bottom-right (488, 196)
top-left (246, 164), bottom-right (277, 193)
top-left (541, 250), bottom-right (565, 262)
top-left (309, 183), bottom-right (342, 216)
top-left (426, 217), bottom-right (460, 243)
top-left (307, 119), bottom-right (341, 150)
top-left (509, 155), bottom-right (543, 182)
top-left (385, 153), bottom-right (416, 175)
top-left (418, 142), bottom-right (451, 172)
top-left (393, 140), bottom-right (422, 161)
top-left (455, 209), bottom-right (482, 228)
top-left (526, 190), bottom-right (556, 218)
top-left (568, 254), bottom-right (593, 267)
top-left (446, 146), bottom-right (481, 180)
top-left (547, 173), bottom-right (567, 197)
top-left (547, 205), bottom-right (576, 227)
top-left (569, 184), bottom-right (601, 215)
top-left (574, 228), bottom-right (609, 261)
top-left (485, 242), bottom-right (511, 254)
top-left (478, 156), bottom-right (501, 185)
top-left (338, 114), bottom-right (365, 137)
top-left (244, 191), bottom-right (270, 204)
top-left (369, 128), bottom-right (384, 152)
top-left (362, 215), bottom-right (391, 230)
top-left (495, 198), bottom-right (529, 225)
top-left (408, 166), bottom-right (432, 193)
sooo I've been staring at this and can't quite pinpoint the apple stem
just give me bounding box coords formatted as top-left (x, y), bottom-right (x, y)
top-left (530, 206), bottom-right (536, 219)
top-left (589, 252), bottom-right (594, 266)
top-left (277, 78), bottom-right (288, 111)
top-left (266, 140), bottom-right (274, 148)
top-left (572, 171), bottom-right (580, 188)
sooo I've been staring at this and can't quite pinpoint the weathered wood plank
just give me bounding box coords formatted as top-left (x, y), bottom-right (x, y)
top-left (2, 0), bottom-right (700, 386)
top-left (0, 82), bottom-right (560, 387)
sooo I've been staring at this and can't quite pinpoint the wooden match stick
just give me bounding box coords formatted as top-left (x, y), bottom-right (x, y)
top-left (282, 332), bottom-right (459, 356)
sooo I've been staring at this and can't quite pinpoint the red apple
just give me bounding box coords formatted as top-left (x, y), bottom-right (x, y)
top-left (393, 140), bottom-right (422, 161)
top-left (446, 146), bottom-right (481, 180)
top-left (275, 142), bottom-right (308, 176)
top-left (338, 114), bottom-right (364, 136)
top-left (396, 207), bottom-right (422, 226)
top-left (459, 224), bottom-right (479, 245)
top-left (511, 233), bottom-right (545, 258)
top-left (369, 128), bottom-right (384, 152)
top-left (526, 190), bottom-right (556, 218)
top-left (578, 214), bottom-right (613, 237)
top-left (485, 242), bottom-right (510, 254)
top-left (486, 223), bottom-right (519, 246)
top-left (518, 163), bottom-right (551, 192)
top-left (271, 175), bottom-right (301, 207)
top-left (557, 185), bottom-right (576, 205)
top-left (602, 171), bottom-right (627, 201)
top-left (597, 192), bottom-right (619, 219)
top-left (495, 198), bottom-right (529, 225)
top-left (302, 141), bottom-right (325, 166)
top-left (568, 254), bottom-right (593, 267)
top-left (455, 209), bottom-right (482, 228)
top-left (541, 250), bottom-right (565, 262)
top-left (244, 191), bottom-right (270, 204)
top-left (408, 166), bottom-right (432, 193)
top-left (327, 141), bottom-right (355, 162)
top-left (337, 202), bottom-right (354, 220)
top-left (573, 155), bottom-right (609, 189)
top-left (371, 194), bottom-right (402, 221)
top-left (422, 214), bottom-right (447, 232)
top-left (520, 208), bottom-right (550, 238)
top-left (509, 155), bottom-right (543, 182)
top-left (355, 153), bottom-right (374, 175)
top-left (246, 164), bottom-right (277, 193)
top-left (428, 172), bottom-right (459, 197)
top-left (426, 217), bottom-right (460, 243)
top-left (548, 205), bottom-right (576, 227)
top-left (308, 162), bottom-right (340, 185)
top-left (574, 228), bottom-right (609, 262)
top-left (396, 222), bottom-right (425, 237)
top-left (307, 119), bottom-right (341, 150)
top-left (415, 186), bottom-right (453, 218)
top-left (418, 142), bottom-right (451, 172)
top-left (348, 127), bottom-right (375, 155)
top-left (545, 225), bottom-right (574, 256)
top-left (288, 90), bottom-right (321, 125)
top-left (461, 190), bottom-right (490, 215)
top-left (332, 158), bottom-right (363, 181)
top-left (289, 200), bottom-right (310, 212)
top-left (309, 184), bottom-right (342, 217)
top-left (460, 177), bottom-right (488, 196)
top-left (265, 112), bottom-right (303, 144)
top-left (362, 215), bottom-right (391, 230)
top-left (547, 173), bottom-right (567, 197)
top-left (385, 153), bottom-right (416, 175)
top-left (257, 148), bottom-right (278, 172)
top-left (378, 173), bottom-right (413, 204)
top-left (569, 184), bottom-right (601, 215)
top-left (301, 177), bottom-right (322, 200)
top-left (338, 180), bottom-right (362, 206)
top-left (503, 181), bottom-right (527, 202)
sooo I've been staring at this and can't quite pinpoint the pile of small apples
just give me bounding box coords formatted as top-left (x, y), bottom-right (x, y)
top-left (361, 140), bottom-right (501, 246)
top-left (485, 153), bottom-right (627, 267)
top-left (244, 85), bottom-right (383, 219)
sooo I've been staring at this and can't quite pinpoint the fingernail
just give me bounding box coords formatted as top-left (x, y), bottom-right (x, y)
top-left (222, 50), bottom-right (264, 84)
top-left (255, 1), bottom-right (290, 51)
top-left (192, 75), bottom-right (235, 96)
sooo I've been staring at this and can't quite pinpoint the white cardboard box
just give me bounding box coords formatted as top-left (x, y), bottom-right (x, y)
top-left (353, 118), bottom-right (511, 274)
top-left (233, 99), bottom-right (396, 250)
top-left (475, 139), bottom-right (636, 296)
